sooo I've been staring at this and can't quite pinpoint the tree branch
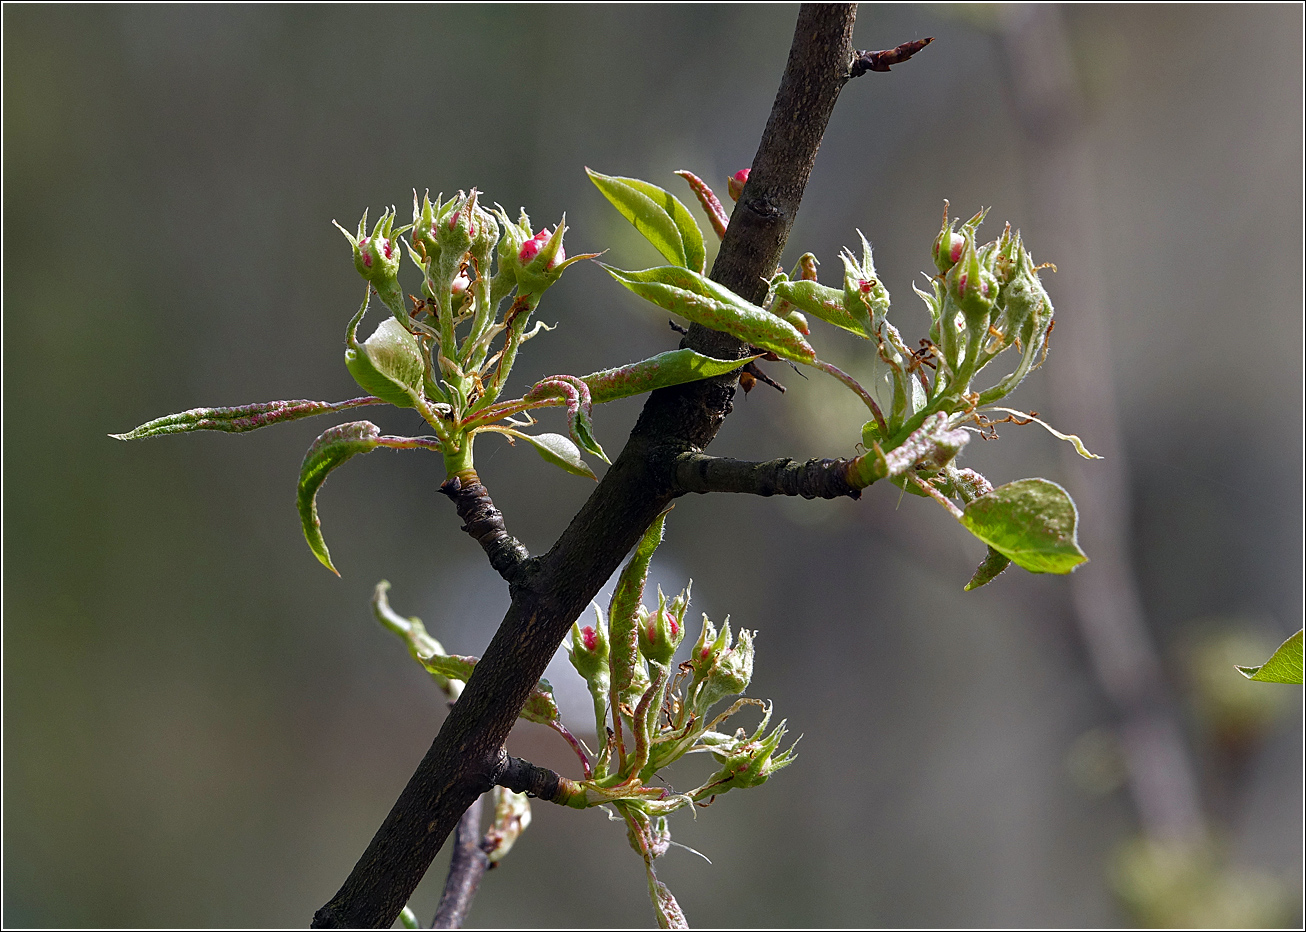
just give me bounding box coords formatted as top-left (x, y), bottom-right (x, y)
top-left (437, 472), bottom-right (530, 584)
top-left (674, 452), bottom-right (863, 499)
top-left (312, 6), bottom-right (871, 926)
top-left (430, 795), bottom-right (488, 930)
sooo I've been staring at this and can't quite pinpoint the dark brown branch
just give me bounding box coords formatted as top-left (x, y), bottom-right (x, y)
top-left (438, 473), bottom-right (530, 583)
top-left (430, 795), bottom-right (488, 930)
top-left (850, 36), bottom-right (934, 76)
top-left (493, 754), bottom-right (567, 802)
top-left (312, 6), bottom-right (863, 927)
top-left (674, 452), bottom-right (862, 500)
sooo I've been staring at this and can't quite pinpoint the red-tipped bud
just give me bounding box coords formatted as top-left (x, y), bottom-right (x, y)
top-left (450, 271), bottom-right (471, 298)
top-left (568, 617), bottom-right (610, 689)
top-left (638, 607), bottom-right (683, 666)
top-left (518, 228), bottom-right (565, 270)
top-left (727, 168), bottom-right (750, 202)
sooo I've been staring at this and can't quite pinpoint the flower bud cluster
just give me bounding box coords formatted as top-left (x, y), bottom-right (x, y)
top-left (915, 203), bottom-right (1055, 406)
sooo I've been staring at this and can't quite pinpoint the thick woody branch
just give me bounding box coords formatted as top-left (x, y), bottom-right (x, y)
top-left (674, 452), bottom-right (862, 500)
top-left (312, 7), bottom-right (927, 927)
top-left (438, 473), bottom-right (530, 583)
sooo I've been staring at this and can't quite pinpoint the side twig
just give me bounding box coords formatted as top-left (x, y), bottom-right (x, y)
top-left (430, 795), bottom-right (489, 930)
top-left (674, 452), bottom-right (862, 499)
top-left (438, 472), bottom-right (530, 583)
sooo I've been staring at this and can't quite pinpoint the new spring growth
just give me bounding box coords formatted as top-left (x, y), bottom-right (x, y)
top-left (638, 589), bottom-right (686, 666)
top-left (727, 168), bottom-right (750, 202)
top-left (685, 618), bottom-right (755, 719)
top-left (336, 208), bottom-right (405, 318)
top-left (700, 702), bottom-right (796, 796)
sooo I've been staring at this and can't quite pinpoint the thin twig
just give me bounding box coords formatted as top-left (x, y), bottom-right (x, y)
top-left (431, 795), bottom-right (488, 930)
top-left (437, 472), bottom-right (530, 583)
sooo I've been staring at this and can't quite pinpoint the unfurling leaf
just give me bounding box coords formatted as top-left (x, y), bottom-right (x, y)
top-left (964, 545), bottom-right (1013, 590)
top-left (109, 397), bottom-right (383, 440)
top-left (581, 349), bottom-right (758, 404)
top-left (961, 478), bottom-right (1088, 574)
top-left (603, 264), bottom-right (816, 363)
top-left (587, 169), bottom-right (706, 274)
top-left (770, 277), bottom-right (873, 339)
top-left (1236, 629), bottom-right (1304, 684)
top-left (344, 296), bottom-right (427, 409)
top-left (297, 421), bottom-right (382, 575)
top-left (497, 429), bottom-right (596, 479)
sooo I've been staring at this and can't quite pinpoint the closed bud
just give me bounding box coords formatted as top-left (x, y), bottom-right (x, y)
top-left (638, 592), bottom-right (684, 666)
top-left (689, 622), bottom-right (755, 715)
top-left (700, 708), bottom-right (795, 796)
top-left (946, 229), bottom-right (997, 324)
top-left (336, 208), bottom-right (405, 315)
top-left (727, 168), bottom-right (750, 202)
top-left (569, 617), bottom-right (610, 691)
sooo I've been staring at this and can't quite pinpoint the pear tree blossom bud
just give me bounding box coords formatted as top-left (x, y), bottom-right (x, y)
top-left (727, 168), bottom-right (750, 202)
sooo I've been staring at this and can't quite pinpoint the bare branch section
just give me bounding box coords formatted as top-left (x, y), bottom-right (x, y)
top-left (438, 473), bottom-right (530, 583)
top-left (430, 796), bottom-right (488, 930)
top-left (312, 6), bottom-right (887, 926)
top-left (674, 452), bottom-right (862, 500)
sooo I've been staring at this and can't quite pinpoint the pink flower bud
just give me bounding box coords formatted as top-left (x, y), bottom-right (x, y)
top-left (518, 228), bottom-right (564, 269)
top-left (450, 271), bottom-right (470, 297)
top-left (358, 236), bottom-right (393, 269)
top-left (581, 625), bottom-right (599, 652)
top-left (727, 169), bottom-right (750, 203)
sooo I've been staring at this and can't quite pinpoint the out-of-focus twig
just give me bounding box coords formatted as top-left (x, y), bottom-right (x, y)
top-left (997, 4), bottom-right (1207, 844)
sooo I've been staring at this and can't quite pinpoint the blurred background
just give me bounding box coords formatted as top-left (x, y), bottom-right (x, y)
top-left (4, 4), bottom-right (1302, 927)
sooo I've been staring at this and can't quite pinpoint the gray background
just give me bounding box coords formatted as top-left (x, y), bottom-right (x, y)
top-left (5, 4), bottom-right (1302, 927)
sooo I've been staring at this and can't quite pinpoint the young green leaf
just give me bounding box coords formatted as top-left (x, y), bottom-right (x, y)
top-left (960, 478), bottom-right (1088, 574)
top-left (581, 349), bottom-right (759, 404)
top-left (496, 429), bottom-right (597, 480)
top-left (345, 297), bottom-right (427, 409)
top-left (109, 396), bottom-right (384, 440)
top-left (297, 421), bottom-right (383, 575)
top-left (770, 277), bottom-right (873, 339)
top-left (1236, 629), bottom-right (1304, 684)
top-left (603, 265), bottom-right (816, 363)
top-left (609, 512), bottom-right (668, 705)
top-left (586, 169), bottom-right (706, 274)
top-left (964, 546), bottom-right (1014, 590)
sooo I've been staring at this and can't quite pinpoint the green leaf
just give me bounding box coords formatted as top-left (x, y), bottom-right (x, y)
top-left (297, 421), bottom-right (382, 575)
top-left (109, 396), bottom-right (384, 440)
top-left (964, 545), bottom-right (1014, 590)
top-left (586, 169), bottom-right (706, 274)
top-left (960, 478), bottom-right (1088, 574)
top-left (1236, 630), bottom-right (1304, 684)
top-left (344, 297), bottom-right (426, 409)
top-left (772, 277), bottom-right (873, 339)
top-left (609, 511), bottom-right (668, 699)
top-left (603, 264), bottom-right (816, 363)
top-left (499, 429), bottom-right (596, 480)
top-left (520, 676), bottom-right (565, 727)
top-left (581, 349), bottom-right (758, 404)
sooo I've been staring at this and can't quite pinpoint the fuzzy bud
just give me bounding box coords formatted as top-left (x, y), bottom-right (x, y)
top-left (336, 208), bottom-right (405, 317)
top-left (638, 605), bottom-right (683, 666)
top-left (569, 617), bottom-right (610, 692)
